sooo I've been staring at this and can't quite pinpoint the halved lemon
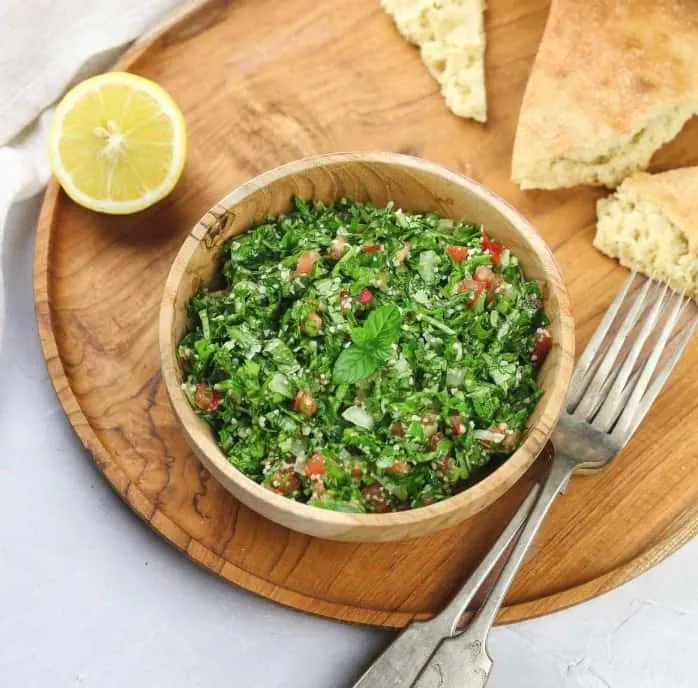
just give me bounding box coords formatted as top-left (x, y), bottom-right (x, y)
top-left (49, 72), bottom-right (187, 215)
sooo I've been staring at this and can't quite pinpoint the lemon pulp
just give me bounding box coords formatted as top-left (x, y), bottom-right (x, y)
top-left (49, 72), bottom-right (187, 214)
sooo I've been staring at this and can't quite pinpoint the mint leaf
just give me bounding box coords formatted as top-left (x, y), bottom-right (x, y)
top-left (350, 326), bottom-right (371, 348)
top-left (338, 305), bottom-right (401, 384)
top-left (333, 347), bottom-right (381, 384)
top-left (358, 304), bottom-right (402, 349)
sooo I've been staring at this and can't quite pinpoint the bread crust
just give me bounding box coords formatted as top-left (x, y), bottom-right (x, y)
top-left (512, 0), bottom-right (698, 189)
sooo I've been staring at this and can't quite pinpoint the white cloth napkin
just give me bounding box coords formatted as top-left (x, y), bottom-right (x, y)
top-left (0, 0), bottom-right (185, 352)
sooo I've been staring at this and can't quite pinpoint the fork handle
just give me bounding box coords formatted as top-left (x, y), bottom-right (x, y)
top-left (350, 483), bottom-right (541, 688)
top-left (413, 449), bottom-right (577, 688)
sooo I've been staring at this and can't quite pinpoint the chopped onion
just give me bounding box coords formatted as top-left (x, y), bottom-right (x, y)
top-left (342, 405), bottom-right (374, 429)
top-left (269, 373), bottom-right (293, 398)
top-left (473, 429), bottom-right (506, 443)
top-left (446, 368), bottom-right (465, 387)
top-left (413, 289), bottom-right (430, 306)
top-left (418, 250), bottom-right (437, 284)
top-left (394, 356), bottom-right (411, 377)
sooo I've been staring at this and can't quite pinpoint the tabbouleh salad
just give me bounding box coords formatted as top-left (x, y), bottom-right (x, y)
top-left (178, 198), bottom-right (552, 513)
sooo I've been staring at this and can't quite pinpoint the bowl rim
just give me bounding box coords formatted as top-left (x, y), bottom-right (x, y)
top-left (159, 151), bottom-right (574, 534)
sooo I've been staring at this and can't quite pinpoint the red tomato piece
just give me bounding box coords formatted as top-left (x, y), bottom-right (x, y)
top-left (194, 383), bottom-right (219, 411)
top-left (293, 390), bottom-right (317, 416)
top-left (304, 453), bottom-right (326, 478)
top-left (295, 250), bottom-right (321, 275)
top-left (339, 289), bottom-right (352, 313)
top-left (351, 462), bottom-right (364, 479)
top-left (481, 231), bottom-right (503, 265)
top-left (362, 483), bottom-right (391, 513)
top-left (302, 310), bottom-right (323, 336)
top-left (386, 461), bottom-right (409, 475)
top-left (474, 265), bottom-right (498, 300)
top-left (428, 431), bottom-right (445, 452)
top-left (457, 278), bottom-right (487, 307)
top-left (361, 244), bottom-right (383, 253)
top-left (357, 288), bottom-right (374, 305)
top-left (269, 466), bottom-right (301, 495)
top-left (390, 422), bottom-right (406, 438)
top-left (532, 328), bottom-right (552, 366)
top-left (447, 245), bottom-right (469, 262)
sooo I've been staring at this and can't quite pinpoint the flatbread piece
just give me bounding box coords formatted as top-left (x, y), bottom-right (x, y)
top-left (381, 0), bottom-right (487, 122)
top-left (512, 0), bottom-right (698, 190)
top-left (595, 167), bottom-right (698, 300)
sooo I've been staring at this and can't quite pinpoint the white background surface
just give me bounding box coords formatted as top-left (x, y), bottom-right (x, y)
top-left (2, 0), bottom-right (695, 685)
top-left (1, 196), bottom-right (697, 687)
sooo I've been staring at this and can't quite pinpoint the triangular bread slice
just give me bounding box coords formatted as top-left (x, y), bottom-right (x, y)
top-left (595, 167), bottom-right (698, 300)
top-left (381, 0), bottom-right (487, 122)
top-left (512, 0), bottom-right (698, 190)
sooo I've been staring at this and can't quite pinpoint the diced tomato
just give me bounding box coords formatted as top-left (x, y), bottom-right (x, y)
top-left (457, 278), bottom-right (487, 307)
top-left (450, 414), bottom-right (464, 436)
top-left (441, 455), bottom-right (454, 475)
top-left (329, 235), bottom-right (348, 260)
top-left (302, 310), bottom-right (323, 336)
top-left (386, 461), bottom-right (409, 475)
top-left (269, 466), bottom-right (301, 495)
top-left (474, 265), bottom-right (496, 284)
top-left (194, 383), bottom-right (219, 411)
top-left (390, 422), bottom-right (405, 438)
top-left (447, 245), bottom-right (469, 262)
top-left (474, 265), bottom-right (499, 300)
top-left (304, 453), bottom-right (326, 478)
top-left (428, 431), bottom-right (445, 452)
top-left (532, 328), bottom-right (552, 366)
top-left (502, 428), bottom-right (522, 451)
top-left (361, 244), bottom-right (382, 253)
top-left (358, 288), bottom-right (374, 305)
top-left (295, 250), bottom-right (321, 276)
top-left (479, 422), bottom-right (508, 450)
top-left (362, 483), bottom-right (391, 513)
top-left (339, 289), bottom-right (352, 313)
top-left (481, 231), bottom-right (503, 265)
top-left (293, 389), bottom-right (317, 416)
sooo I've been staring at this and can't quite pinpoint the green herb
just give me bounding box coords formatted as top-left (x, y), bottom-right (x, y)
top-left (178, 198), bottom-right (550, 513)
top-left (333, 305), bottom-right (401, 384)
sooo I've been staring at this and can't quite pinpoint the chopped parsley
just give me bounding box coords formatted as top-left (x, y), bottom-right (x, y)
top-left (178, 198), bottom-right (552, 513)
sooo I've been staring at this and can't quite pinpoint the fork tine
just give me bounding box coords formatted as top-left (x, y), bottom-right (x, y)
top-left (573, 277), bottom-right (653, 419)
top-left (623, 316), bottom-right (698, 439)
top-left (612, 293), bottom-right (695, 444)
top-left (567, 272), bottom-right (637, 408)
top-left (594, 283), bottom-right (670, 431)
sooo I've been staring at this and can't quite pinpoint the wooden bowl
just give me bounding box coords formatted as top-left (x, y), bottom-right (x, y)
top-left (160, 152), bottom-right (574, 541)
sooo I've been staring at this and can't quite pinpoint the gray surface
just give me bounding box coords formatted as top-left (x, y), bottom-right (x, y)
top-left (1, 194), bottom-right (697, 687)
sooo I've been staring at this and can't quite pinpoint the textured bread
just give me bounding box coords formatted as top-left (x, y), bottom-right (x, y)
top-left (512, 0), bottom-right (698, 190)
top-left (595, 167), bottom-right (698, 300)
top-left (381, 0), bottom-right (487, 122)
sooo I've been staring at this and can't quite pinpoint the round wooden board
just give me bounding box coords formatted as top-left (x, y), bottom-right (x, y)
top-left (34, 0), bottom-right (698, 629)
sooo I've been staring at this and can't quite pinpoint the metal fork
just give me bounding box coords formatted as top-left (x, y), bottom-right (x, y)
top-left (353, 274), bottom-right (697, 688)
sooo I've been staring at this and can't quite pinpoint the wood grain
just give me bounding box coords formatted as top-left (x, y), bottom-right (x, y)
top-left (34, 0), bottom-right (698, 626)
top-left (160, 152), bottom-right (574, 541)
